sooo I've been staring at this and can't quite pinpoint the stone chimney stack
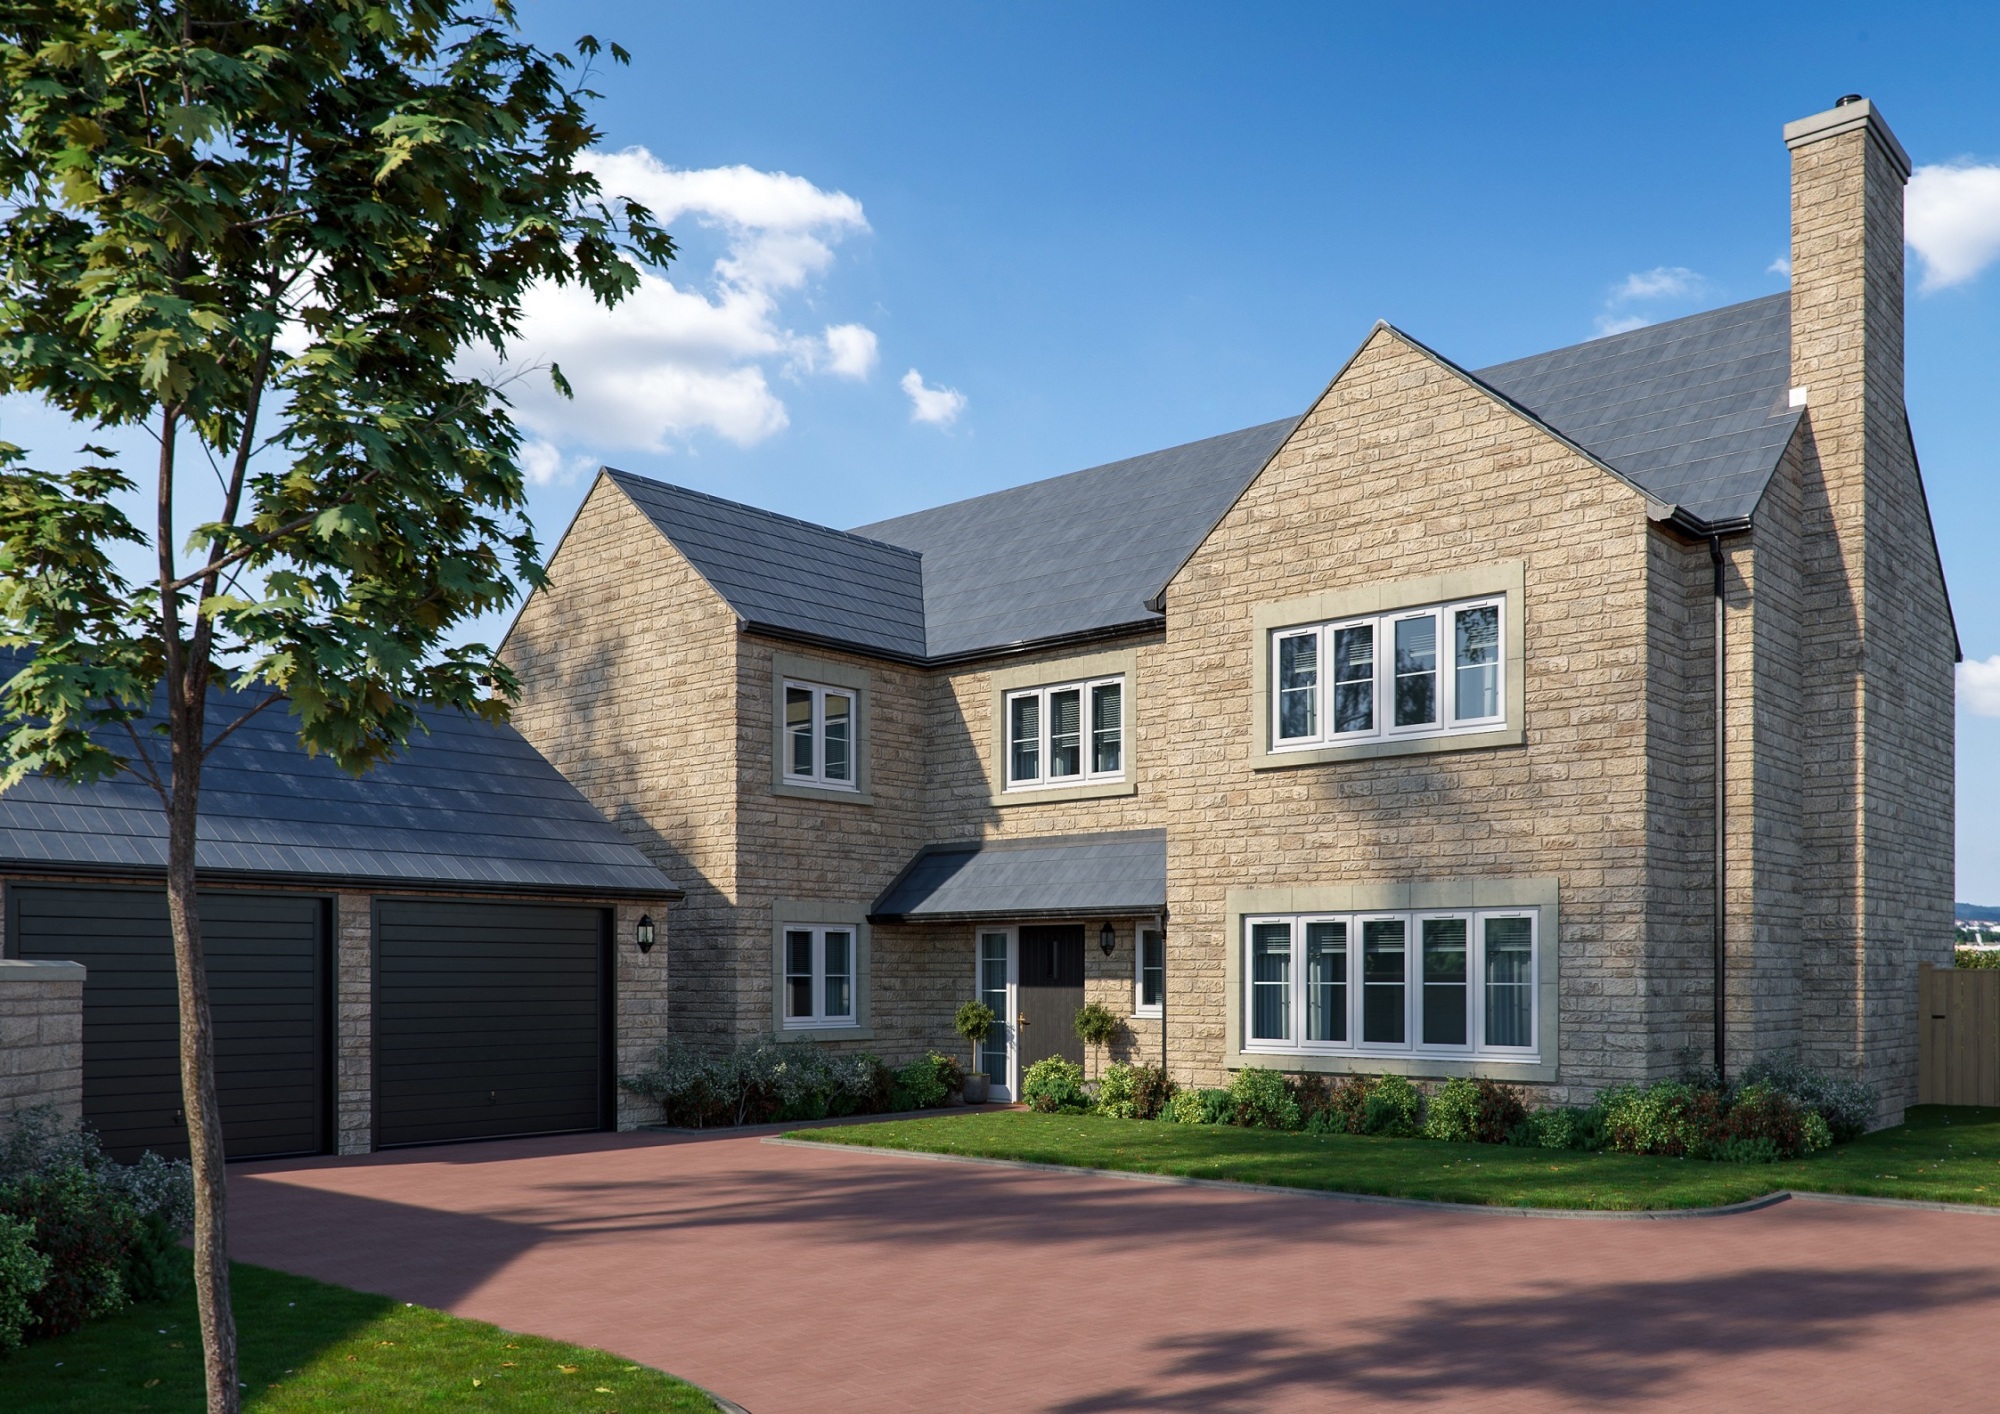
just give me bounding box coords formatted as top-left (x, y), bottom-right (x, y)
top-left (1784, 96), bottom-right (1911, 512)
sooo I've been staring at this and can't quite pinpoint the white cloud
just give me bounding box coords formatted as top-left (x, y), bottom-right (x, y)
top-left (821, 323), bottom-right (879, 380)
top-left (1594, 313), bottom-right (1652, 336)
top-left (1613, 266), bottom-right (1706, 302)
top-left (1768, 255), bottom-right (1791, 277)
top-left (900, 369), bottom-right (966, 427)
top-left (480, 148), bottom-right (877, 474)
top-left (1960, 656), bottom-right (2000, 717)
top-left (1907, 162), bottom-right (2000, 292)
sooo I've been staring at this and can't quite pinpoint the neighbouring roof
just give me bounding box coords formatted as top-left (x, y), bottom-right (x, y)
top-left (0, 666), bottom-right (682, 900)
top-left (869, 829), bottom-right (1166, 923)
top-left (598, 297), bottom-right (1798, 664)
top-left (1473, 293), bottom-right (1798, 526)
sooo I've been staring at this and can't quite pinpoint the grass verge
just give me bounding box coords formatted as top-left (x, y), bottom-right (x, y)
top-left (790, 1104), bottom-right (2000, 1211)
top-left (6, 1260), bottom-right (719, 1413)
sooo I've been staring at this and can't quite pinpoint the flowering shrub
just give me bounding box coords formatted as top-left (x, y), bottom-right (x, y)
top-left (1733, 1058), bottom-right (1876, 1142)
top-left (622, 1038), bottom-right (900, 1126)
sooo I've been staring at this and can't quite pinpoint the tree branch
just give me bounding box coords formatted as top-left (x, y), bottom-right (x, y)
top-left (200, 691), bottom-right (284, 760)
top-left (167, 466), bottom-right (386, 596)
top-left (120, 718), bottom-right (170, 807)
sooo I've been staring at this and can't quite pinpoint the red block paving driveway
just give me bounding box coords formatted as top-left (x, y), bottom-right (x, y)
top-left (232, 1128), bottom-right (2000, 1412)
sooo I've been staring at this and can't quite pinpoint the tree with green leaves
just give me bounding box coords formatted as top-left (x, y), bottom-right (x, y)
top-left (0, 5), bottom-right (671, 1408)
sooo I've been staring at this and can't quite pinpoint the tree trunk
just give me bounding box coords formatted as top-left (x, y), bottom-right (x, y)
top-left (166, 696), bottom-right (238, 1414)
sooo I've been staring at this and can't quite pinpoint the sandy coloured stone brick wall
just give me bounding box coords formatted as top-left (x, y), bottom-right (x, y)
top-left (505, 475), bottom-right (741, 1052)
top-left (1154, 328), bottom-right (1659, 1097)
top-left (0, 960), bottom-right (84, 1124)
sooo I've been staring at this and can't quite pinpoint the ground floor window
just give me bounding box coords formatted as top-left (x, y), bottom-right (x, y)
top-left (783, 924), bottom-right (856, 1027)
top-left (1135, 924), bottom-right (1164, 1016)
top-left (1243, 909), bottom-right (1538, 1058)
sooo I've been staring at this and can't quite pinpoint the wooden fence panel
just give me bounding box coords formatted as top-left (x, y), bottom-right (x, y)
top-left (1918, 964), bottom-right (2000, 1107)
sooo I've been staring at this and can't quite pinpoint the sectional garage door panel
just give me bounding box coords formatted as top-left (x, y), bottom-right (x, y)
top-left (374, 901), bottom-right (608, 1148)
top-left (12, 887), bottom-right (328, 1163)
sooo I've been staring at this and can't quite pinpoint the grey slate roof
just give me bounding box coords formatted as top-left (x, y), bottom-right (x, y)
top-left (852, 419), bottom-right (1300, 659)
top-left (609, 471), bottom-right (928, 660)
top-left (601, 297), bottom-right (1799, 664)
top-left (0, 665), bottom-right (681, 899)
top-left (869, 829), bottom-right (1165, 923)
top-left (1473, 294), bottom-right (1798, 525)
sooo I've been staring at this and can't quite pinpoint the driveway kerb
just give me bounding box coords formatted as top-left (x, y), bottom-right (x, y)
top-left (766, 1134), bottom-right (2000, 1220)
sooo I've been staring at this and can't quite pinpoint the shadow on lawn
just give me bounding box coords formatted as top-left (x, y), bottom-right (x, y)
top-left (1052, 1264), bottom-right (2000, 1412)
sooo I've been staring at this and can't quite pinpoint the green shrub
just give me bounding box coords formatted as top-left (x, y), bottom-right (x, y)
top-left (1511, 1104), bottom-right (1607, 1151)
top-left (954, 1000), bottom-right (996, 1045)
top-left (1601, 1080), bottom-right (1703, 1156)
top-left (1692, 1080), bottom-right (1831, 1161)
top-left (121, 1212), bottom-right (189, 1306)
top-left (1227, 1066), bottom-right (1302, 1130)
top-left (1422, 1078), bottom-right (1480, 1142)
top-left (1094, 1063), bottom-right (1176, 1119)
top-left (927, 1052), bottom-right (965, 1099)
top-left (0, 1169), bottom-right (133, 1339)
top-left (1022, 1056), bottom-right (1090, 1114)
top-left (1362, 1074), bottom-right (1423, 1137)
top-left (1733, 1057), bottom-right (1876, 1142)
top-left (1168, 1088), bottom-right (1232, 1124)
top-left (0, 1212), bottom-right (49, 1356)
top-left (1956, 947), bottom-right (2000, 970)
top-left (620, 1038), bottom-right (902, 1126)
top-left (1328, 1075), bottom-right (1374, 1134)
top-left (890, 1057), bottom-right (950, 1112)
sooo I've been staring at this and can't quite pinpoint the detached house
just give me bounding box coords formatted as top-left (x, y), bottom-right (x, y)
top-left (505, 98), bottom-right (1954, 1122)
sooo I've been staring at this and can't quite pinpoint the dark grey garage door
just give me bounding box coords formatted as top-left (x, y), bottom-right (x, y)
top-left (10, 886), bottom-right (329, 1163)
top-left (374, 900), bottom-right (610, 1148)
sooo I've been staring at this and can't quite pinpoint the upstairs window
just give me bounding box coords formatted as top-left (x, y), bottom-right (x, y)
top-left (1005, 676), bottom-right (1125, 790)
top-left (783, 680), bottom-right (857, 790)
top-left (782, 925), bottom-right (856, 1028)
top-left (1271, 596), bottom-right (1505, 751)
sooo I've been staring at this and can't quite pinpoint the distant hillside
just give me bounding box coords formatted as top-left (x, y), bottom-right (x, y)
top-left (1958, 903), bottom-right (2000, 922)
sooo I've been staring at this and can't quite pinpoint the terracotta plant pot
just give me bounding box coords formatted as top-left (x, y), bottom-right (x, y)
top-left (962, 1072), bottom-right (991, 1104)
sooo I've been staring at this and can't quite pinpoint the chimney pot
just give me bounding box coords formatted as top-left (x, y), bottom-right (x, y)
top-left (1836, 93), bottom-right (1864, 107)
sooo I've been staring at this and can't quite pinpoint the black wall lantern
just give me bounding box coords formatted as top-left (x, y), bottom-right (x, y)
top-left (1098, 921), bottom-right (1116, 957)
top-left (636, 914), bottom-right (656, 954)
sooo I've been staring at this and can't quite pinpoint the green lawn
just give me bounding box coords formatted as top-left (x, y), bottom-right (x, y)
top-left (791, 1104), bottom-right (2000, 1211)
top-left (6, 1261), bottom-right (718, 1414)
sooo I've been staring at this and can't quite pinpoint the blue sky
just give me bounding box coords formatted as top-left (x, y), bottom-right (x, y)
top-left (5, 3), bottom-right (1998, 893)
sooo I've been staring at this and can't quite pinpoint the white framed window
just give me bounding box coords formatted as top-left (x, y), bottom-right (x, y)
top-left (1134, 921), bottom-right (1165, 1017)
top-left (1242, 909), bottom-right (1538, 1059)
top-left (1270, 596), bottom-right (1504, 751)
top-left (1004, 675), bottom-right (1125, 790)
top-left (783, 679), bottom-right (857, 791)
top-left (782, 924), bottom-right (857, 1027)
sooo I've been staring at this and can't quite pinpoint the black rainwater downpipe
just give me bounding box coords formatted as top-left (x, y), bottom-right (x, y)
top-left (1710, 534), bottom-right (1727, 1081)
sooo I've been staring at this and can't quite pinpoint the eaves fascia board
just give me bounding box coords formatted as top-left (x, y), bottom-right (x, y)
top-left (0, 857), bottom-right (686, 902)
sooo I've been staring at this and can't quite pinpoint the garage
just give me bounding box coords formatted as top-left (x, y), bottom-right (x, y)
top-left (10, 885), bottom-right (328, 1163)
top-left (373, 899), bottom-right (611, 1148)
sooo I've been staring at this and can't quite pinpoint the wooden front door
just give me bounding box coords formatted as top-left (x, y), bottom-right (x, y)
top-left (1016, 925), bottom-right (1085, 1075)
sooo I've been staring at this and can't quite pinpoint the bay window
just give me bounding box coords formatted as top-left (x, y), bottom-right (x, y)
top-left (1005, 676), bottom-right (1125, 790)
top-left (1242, 909), bottom-right (1539, 1059)
top-left (1271, 595), bottom-right (1506, 751)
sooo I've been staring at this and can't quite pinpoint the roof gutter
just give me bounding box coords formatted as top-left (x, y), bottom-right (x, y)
top-left (741, 616), bottom-right (1166, 670)
top-left (869, 904), bottom-right (1161, 926)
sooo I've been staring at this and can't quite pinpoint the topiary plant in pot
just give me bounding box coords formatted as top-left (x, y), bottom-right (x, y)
top-left (955, 1000), bottom-right (996, 1103)
top-left (1074, 1001), bottom-right (1121, 1082)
